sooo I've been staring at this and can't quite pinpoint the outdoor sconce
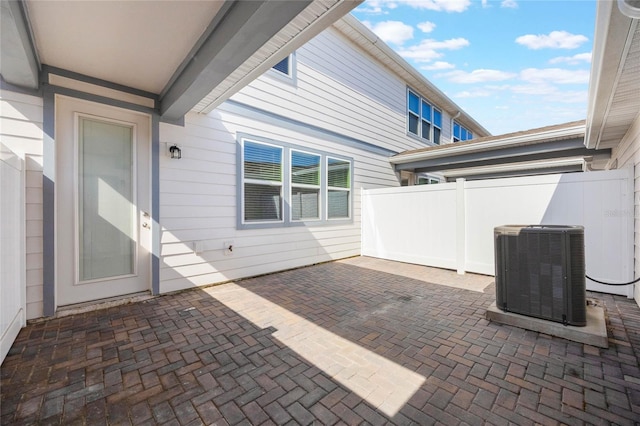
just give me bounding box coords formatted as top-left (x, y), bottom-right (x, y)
top-left (169, 144), bottom-right (181, 159)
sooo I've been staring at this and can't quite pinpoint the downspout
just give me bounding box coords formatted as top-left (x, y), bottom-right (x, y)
top-left (451, 111), bottom-right (461, 143)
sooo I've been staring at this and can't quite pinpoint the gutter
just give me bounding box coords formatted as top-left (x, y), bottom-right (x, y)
top-left (391, 123), bottom-right (586, 164)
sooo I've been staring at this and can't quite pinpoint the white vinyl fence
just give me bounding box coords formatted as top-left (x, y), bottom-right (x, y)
top-left (1, 143), bottom-right (25, 364)
top-left (362, 169), bottom-right (634, 297)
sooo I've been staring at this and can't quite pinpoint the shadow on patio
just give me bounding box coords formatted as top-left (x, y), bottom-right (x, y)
top-left (1, 257), bottom-right (639, 425)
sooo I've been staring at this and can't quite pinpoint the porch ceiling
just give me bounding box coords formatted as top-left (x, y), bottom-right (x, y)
top-left (1, 0), bottom-right (361, 121)
top-left (26, 1), bottom-right (224, 95)
top-left (586, 2), bottom-right (640, 149)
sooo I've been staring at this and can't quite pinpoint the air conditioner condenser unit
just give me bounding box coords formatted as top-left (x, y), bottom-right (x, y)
top-left (494, 225), bottom-right (586, 326)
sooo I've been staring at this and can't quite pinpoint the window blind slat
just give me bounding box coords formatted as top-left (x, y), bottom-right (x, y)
top-left (292, 151), bottom-right (320, 186)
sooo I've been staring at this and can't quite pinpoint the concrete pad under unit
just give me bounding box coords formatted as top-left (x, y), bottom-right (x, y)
top-left (485, 301), bottom-right (609, 348)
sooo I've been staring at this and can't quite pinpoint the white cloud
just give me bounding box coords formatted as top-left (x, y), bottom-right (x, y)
top-left (421, 61), bottom-right (455, 71)
top-left (520, 68), bottom-right (590, 84)
top-left (366, 20), bottom-right (414, 45)
top-left (501, 0), bottom-right (518, 8)
top-left (454, 89), bottom-right (492, 98)
top-left (417, 21), bottom-right (436, 33)
top-left (356, 0), bottom-right (391, 14)
top-left (442, 69), bottom-right (516, 83)
top-left (481, 0), bottom-right (490, 8)
top-left (549, 52), bottom-right (592, 64)
top-left (397, 38), bottom-right (469, 62)
top-left (516, 31), bottom-right (588, 50)
top-left (393, 0), bottom-right (471, 12)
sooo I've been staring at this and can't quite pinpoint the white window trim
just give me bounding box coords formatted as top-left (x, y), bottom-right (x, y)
top-left (268, 52), bottom-right (298, 86)
top-left (290, 149), bottom-right (322, 222)
top-left (407, 87), bottom-right (442, 145)
top-left (326, 156), bottom-right (352, 221)
top-left (237, 135), bottom-right (353, 229)
top-left (241, 140), bottom-right (285, 225)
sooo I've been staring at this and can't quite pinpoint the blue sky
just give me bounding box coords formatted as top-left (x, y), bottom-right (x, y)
top-left (351, 0), bottom-right (596, 135)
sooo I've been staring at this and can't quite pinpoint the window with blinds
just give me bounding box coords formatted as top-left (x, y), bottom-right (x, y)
top-left (272, 56), bottom-right (290, 76)
top-left (327, 157), bottom-right (351, 219)
top-left (291, 150), bottom-right (320, 221)
top-left (239, 138), bottom-right (352, 228)
top-left (243, 141), bottom-right (283, 222)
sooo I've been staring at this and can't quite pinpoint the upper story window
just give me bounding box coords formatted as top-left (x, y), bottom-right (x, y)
top-left (239, 137), bottom-right (352, 229)
top-left (407, 89), bottom-right (442, 145)
top-left (453, 121), bottom-right (473, 142)
top-left (272, 56), bottom-right (291, 76)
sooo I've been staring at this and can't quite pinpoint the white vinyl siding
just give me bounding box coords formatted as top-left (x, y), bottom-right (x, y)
top-left (608, 113), bottom-right (640, 304)
top-left (158, 104), bottom-right (397, 294)
top-left (230, 27), bottom-right (455, 153)
top-left (0, 90), bottom-right (44, 320)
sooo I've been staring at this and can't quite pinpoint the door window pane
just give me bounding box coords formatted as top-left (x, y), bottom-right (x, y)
top-left (78, 118), bottom-right (135, 281)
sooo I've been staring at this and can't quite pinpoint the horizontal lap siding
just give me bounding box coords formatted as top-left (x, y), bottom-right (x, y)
top-left (609, 114), bottom-right (640, 305)
top-left (230, 27), bottom-right (430, 154)
top-left (158, 102), bottom-right (399, 293)
top-left (0, 91), bottom-right (44, 319)
top-left (157, 28), bottom-right (426, 293)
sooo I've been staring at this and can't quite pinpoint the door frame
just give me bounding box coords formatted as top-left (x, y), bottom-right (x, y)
top-left (42, 71), bottom-right (160, 316)
top-left (55, 95), bottom-right (152, 306)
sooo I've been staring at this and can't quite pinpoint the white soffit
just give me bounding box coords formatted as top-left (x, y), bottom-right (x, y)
top-left (586, 0), bottom-right (640, 149)
top-left (25, 1), bottom-right (223, 94)
top-left (194, 0), bottom-right (359, 114)
top-left (598, 22), bottom-right (640, 148)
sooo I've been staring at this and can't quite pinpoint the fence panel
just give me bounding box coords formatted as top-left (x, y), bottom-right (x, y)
top-left (361, 169), bottom-right (634, 297)
top-left (1, 143), bottom-right (25, 364)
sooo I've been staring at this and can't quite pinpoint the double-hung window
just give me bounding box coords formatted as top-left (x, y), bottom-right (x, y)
top-left (239, 137), bottom-right (352, 228)
top-left (327, 158), bottom-right (351, 219)
top-left (433, 109), bottom-right (442, 145)
top-left (453, 121), bottom-right (473, 142)
top-left (291, 150), bottom-right (321, 220)
top-left (407, 89), bottom-right (442, 144)
top-left (243, 141), bottom-right (283, 222)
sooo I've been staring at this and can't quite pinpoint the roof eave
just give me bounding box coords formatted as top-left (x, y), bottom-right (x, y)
top-left (391, 122), bottom-right (586, 165)
top-left (585, 1), bottom-right (635, 149)
top-left (333, 14), bottom-right (491, 138)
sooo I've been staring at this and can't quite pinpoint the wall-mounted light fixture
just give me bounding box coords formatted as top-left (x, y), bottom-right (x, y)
top-left (169, 144), bottom-right (182, 159)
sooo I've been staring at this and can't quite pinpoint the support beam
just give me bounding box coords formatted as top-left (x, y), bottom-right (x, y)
top-left (160, 0), bottom-right (312, 121)
top-left (0, 0), bottom-right (39, 89)
top-left (395, 138), bottom-right (606, 173)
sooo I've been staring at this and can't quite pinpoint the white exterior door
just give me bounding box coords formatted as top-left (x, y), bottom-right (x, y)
top-left (56, 96), bottom-right (151, 306)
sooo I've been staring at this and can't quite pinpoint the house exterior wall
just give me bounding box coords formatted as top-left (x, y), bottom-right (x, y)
top-left (609, 113), bottom-right (640, 305)
top-left (155, 27), bottom-right (461, 294)
top-left (231, 27), bottom-right (453, 155)
top-left (0, 90), bottom-right (44, 319)
top-left (158, 102), bottom-right (400, 293)
top-left (0, 20), bottom-right (479, 314)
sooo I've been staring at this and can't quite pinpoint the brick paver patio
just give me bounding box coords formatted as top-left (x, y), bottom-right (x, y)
top-left (2, 257), bottom-right (639, 425)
